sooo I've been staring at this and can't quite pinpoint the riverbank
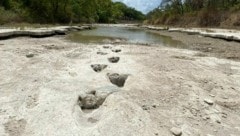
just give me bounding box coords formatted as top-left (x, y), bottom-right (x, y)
top-left (142, 26), bottom-right (240, 42)
top-left (0, 29), bottom-right (240, 136)
top-left (141, 26), bottom-right (240, 61)
top-left (0, 25), bottom-right (92, 39)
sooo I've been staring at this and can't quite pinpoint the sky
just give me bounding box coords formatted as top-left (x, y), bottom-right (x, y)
top-left (112, 0), bottom-right (162, 14)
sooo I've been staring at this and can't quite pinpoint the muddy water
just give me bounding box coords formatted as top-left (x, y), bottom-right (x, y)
top-left (66, 26), bottom-right (184, 47)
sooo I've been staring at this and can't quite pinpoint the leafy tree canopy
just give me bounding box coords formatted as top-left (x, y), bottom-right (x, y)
top-left (0, 0), bottom-right (145, 24)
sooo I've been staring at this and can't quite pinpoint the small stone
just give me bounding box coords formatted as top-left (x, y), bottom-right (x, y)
top-left (170, 127), bottom-right (182, 136)
top-left (209, 94), bottom-right (215, 97)
top-left (231, 87), bottom-right (236, 90)
top-left (222, 112), bottom-right (227, 118)
top-left (203, 116), bottom-right (210, 120)
top-left (204, 99), bottom-right (214, 105)
top-left (26, 54), bottom-right (34, 58)
top-left (152, 105), bottom-right (157, 108)
top-left (142, 105), bottom-right (149, 110)
top-left (216, 119), bottom-right (221, 124)
top-left (222, 114), bottom-right (227, 118)
top-left (208, 48), bottom-right (212, 51)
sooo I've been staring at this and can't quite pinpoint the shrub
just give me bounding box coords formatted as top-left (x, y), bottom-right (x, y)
top-left (197, 9), bottom-right (222, 27)
top-left (165, 14), bottom-right (180, 25)
top-left (233, 13), bottom-right (240, 26)
top-left (0, 7), bottom-right (22, 24)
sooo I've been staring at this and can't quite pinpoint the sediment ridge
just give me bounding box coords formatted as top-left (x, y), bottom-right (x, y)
top-left (0, 25), bottom-right (92, 39)
top-left (141, 25), bottom-right (240, 42)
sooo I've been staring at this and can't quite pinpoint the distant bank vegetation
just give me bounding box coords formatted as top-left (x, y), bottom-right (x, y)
top-left (146, 0), bottom-right (240, 28)
top-left (0, 0), bottom-right (145, 24)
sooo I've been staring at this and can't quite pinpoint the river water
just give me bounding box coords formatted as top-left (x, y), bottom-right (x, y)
top-left (66, 26), bottom-right (184, 48)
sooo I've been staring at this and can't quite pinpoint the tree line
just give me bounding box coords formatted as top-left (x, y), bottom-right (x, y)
top-left (0, 0), bottom-right (145, 24)
top-left (146, 0), bottom-right (240, 27)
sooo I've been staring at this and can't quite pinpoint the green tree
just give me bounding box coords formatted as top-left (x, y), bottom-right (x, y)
top-left (0, 0), bottom-right (11, 10)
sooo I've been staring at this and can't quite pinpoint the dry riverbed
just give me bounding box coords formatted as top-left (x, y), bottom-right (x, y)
top-left (0, 30), bottom-right (240, 136)
top-left (152, 30), bottom-right (240, 61)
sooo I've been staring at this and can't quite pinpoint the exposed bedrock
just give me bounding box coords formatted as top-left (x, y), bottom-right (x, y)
top-left (0, 26), bottom-right (91, 39)
top-left (141, 25), bottom-right (240, 42)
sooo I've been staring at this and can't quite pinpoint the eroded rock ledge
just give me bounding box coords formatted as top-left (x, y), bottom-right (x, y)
top-left (0, 25), bottom-right (91, 39)
top-left (141, 25), bottom-right (240, 42)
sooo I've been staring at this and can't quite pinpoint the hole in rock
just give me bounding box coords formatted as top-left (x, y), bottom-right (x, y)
top-left (97, 51), bottom-right (108, 55)
top-left (78, 90), bottom-right (106, 112)
top-left (112, 49), bottom-right (121, 53)
top-left (108, 57), bottom-right (120, 63)
top-left (91, 64), bottom-right (108, 72)
top-left (107, 73), bottom-right (128, 87)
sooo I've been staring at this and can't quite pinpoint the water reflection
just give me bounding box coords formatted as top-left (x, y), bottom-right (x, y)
top-left (66, 26), bottom-right (184, 47)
